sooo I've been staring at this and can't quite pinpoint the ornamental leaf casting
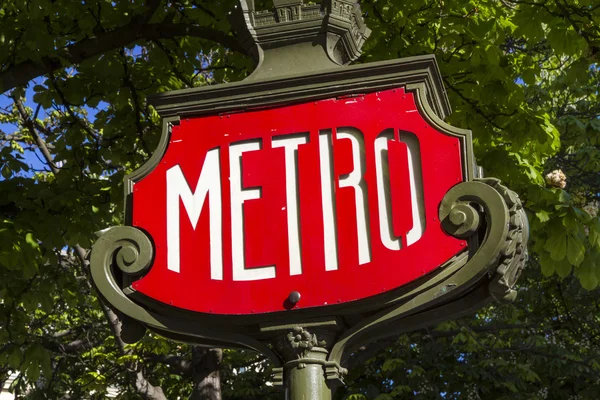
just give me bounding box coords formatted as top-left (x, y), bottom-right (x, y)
top-left (287, 326), bottom-right (327, 351)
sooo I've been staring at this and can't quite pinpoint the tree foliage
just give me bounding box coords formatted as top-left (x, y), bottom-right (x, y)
top-left (0, 0), bottom-right (600, 398)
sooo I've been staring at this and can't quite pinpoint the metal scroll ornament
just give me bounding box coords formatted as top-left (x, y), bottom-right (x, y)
top-left (88, 1), bottom-right (528, 398)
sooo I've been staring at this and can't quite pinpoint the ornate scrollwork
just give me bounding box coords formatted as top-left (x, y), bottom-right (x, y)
top-left (439, 178), bottom-right (528, 302)
top-left (484, 179), bottom-right (529, 302)
top-left (89, 226), bottom-right (155, 343)
top-left (440, 202), bottom-right (480, 238)
top-left (92, 226), bottom-right (153, 277)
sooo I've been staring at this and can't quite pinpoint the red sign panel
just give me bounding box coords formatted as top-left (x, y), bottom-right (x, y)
top-left (131, 88), bottom-right (465, 314)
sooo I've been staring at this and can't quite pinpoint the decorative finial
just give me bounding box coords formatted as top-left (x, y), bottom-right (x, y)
top-left (230, 0), bottom-right (371, 80)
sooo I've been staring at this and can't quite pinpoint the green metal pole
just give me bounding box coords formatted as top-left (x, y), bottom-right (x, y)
top-left (285, 347), bottom-right (332, 400)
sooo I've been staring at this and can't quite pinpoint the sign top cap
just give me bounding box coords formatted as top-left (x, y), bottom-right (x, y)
top-left (231, 0), bottom-right (372, 79)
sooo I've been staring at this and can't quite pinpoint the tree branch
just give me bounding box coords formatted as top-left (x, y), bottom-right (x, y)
top-left (11, 94), bottom-right (59, 174)
top-left (147, 354), bottom-right (192, 375)
top-left (120, 52), bottom-right (149, 154)
top-left (1, 22), bottom-right (244, 94)
top-left (41, 338), bottom-right (100, 354)
top-left (151, 39), bottom-right (195, 87)
top-left (190, 347), bottom-right (222, 400)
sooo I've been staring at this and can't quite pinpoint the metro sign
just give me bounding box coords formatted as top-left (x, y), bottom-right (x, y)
top-left (129, 88), bottom-right (466, 314)
top-left (89, 4), bottom-right (528, 391)
top-left (90, 53), bottom-right (526, 387)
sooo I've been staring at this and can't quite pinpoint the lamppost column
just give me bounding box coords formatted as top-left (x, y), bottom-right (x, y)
top-left (285, 347), bottom-right (332, 400)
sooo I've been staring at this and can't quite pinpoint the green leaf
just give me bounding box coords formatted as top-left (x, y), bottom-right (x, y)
top-left (25, 232), bottom-right (39, 250)
top-left (502, 381), bottom-right (518, 392)
top-left (1, 164), bottom-right (11, 179)
top-left (540, 252), bottom-right (556, 276)
top-left (544, 232), bottom-right (567, 261)
top-left (347, 395), bottom-right (368, 400)
top-left (589, 219), bottom-right (600, 249)
top-left (579, 257), bottom-right (599, 290)
top-left (566, 234), bottom-right (585, 266)
top-left (8, 346), bottom-right (22, 369)
top-left (382, 358), bottom-right (404, 372)
top-left (26, 362), bottom-right (40, 382)
top-left (33, 89), bottom-right (53, 108)
top-left (556, 258), bottom-right (573, 278)
top-left (471, 48), bottom-right (482, 66)
top-left (486, 44), bottom-right (500, 66)
top-left (451, 332), bottom-right (468, 344)
top-left (536, 210), bottom-right (550, 223)
top-left (390, 385), bottom-right (412, 396)
top-left (40, 348), bottom-right (52, 379)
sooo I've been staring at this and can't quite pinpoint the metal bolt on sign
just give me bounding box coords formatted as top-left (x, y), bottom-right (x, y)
top-left (89, 1), bottom-right (528, 399)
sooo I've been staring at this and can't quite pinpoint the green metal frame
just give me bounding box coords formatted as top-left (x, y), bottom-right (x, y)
top-left (89, 1), bottom-right (528, 397)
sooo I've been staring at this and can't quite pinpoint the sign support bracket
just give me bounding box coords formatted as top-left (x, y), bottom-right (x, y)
top-left (263, 322), bottom-right (344, 400)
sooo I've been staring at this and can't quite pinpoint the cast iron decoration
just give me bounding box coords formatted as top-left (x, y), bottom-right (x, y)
top-left (89, 0), bottom-right (528, 398)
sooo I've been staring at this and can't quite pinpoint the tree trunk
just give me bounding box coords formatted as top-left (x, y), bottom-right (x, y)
top-left (190, 347), bottom-right (223, 400)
